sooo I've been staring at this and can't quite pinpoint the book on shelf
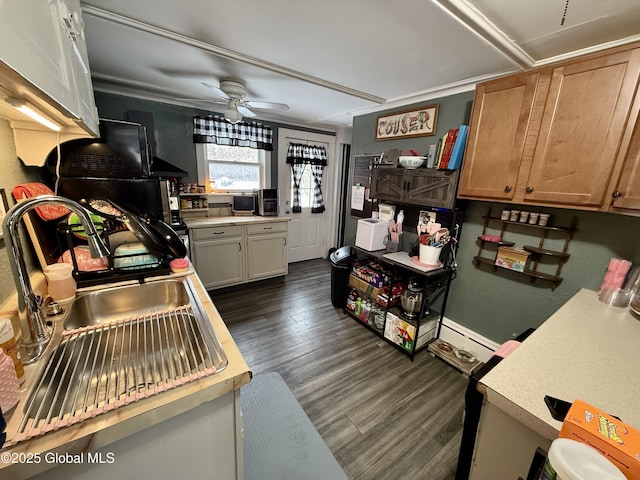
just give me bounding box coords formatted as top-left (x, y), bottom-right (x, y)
top-left (436, 132), bottom-right (448, 168)
top-left (447, 125), bottom-right (469, 170)
top-left (439, 127), bottom-right (459, 169)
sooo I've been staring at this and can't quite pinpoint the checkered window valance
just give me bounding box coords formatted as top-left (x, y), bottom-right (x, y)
top-left (193, 115), bottom-right (273, 151)
top-left (285, 143), bottom-right (328, 165)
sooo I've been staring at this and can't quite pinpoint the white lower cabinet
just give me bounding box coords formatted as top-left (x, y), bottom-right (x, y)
top-left (246, 223), bottom-right (288, 281)
top-left (191, 225), bottom-right (245, 289)
top-left (31, 390), bottom-right (244, 480)
top-left (191, 220), bottom-right (288, 289)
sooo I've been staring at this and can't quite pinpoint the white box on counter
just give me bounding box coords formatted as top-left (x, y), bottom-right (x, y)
top-left (355, 218), bottom-right (389, 251)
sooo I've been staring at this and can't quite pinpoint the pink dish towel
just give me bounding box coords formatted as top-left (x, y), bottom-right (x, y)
top-left (11, 183), bottom-right (70, 221)
top-left (494, 340), bottom-right (521, 358)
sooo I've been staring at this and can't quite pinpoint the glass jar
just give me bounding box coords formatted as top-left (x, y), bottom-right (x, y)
top-left (44, 263), bottom-right (76, 304)
top-left (346, 290), bottom-right (357, 312)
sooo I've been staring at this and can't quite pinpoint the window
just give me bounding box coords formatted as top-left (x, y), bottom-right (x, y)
top-left (200, 144), bottom-right (269, 191)
top-left (291, 167), bottom-right (315, 209)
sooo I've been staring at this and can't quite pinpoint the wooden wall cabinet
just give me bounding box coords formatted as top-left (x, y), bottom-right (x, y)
top-left (458, 71), bottom-right (540, 201)
top-left (371, 167), bottom-right (459, 209)
top-left (609, 98), bottom-right (640, 213)
top-left (458, 43), bottom-right (640, 212)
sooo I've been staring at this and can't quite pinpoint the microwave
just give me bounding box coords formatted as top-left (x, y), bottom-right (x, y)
top-left (257, 189), bottom-right (278, 216)
top-left (232, 195), bottom-right (256, 216)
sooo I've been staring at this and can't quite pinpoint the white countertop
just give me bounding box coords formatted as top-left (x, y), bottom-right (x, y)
top-left (480, 288), bottom-right (640, 440)
top-left (184, 215), bottom-right (290, 229)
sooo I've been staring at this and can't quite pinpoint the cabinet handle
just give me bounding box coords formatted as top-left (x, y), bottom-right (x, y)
top-left (213, 231), bottom-right (224, 235)
top-left (525, 186), bottom-right (534, 194)
top-left (263, 226), bottom-right (273, 230)
top-left (612, 191), bottom-right (623, 198)
top-left (238, 242), bottom-right (242, 252)
top-left (284, 237), bottom-right (287, 246)
top-left (504, 186), bottom-right (511, 193)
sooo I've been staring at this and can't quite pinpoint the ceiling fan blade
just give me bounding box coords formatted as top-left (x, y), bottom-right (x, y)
top-left (201, 82), bottom-right (230, 100)
top-left (237, 105), bottom-right (257, 117)
top-left (245, 101), bottom-right (290, 111)
top-left (177, 97), bottom-right (229, 106)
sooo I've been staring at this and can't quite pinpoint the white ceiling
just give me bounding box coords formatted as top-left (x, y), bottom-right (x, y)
top-left (80, 0), bottom-right (640, 131)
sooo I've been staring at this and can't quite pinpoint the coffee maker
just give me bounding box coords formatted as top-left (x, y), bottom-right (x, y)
top-left (400, 277), bottom-right (425, 319)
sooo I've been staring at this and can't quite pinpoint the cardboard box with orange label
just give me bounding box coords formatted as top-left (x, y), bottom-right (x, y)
top-left (559, 399), bottom-right (640, 479)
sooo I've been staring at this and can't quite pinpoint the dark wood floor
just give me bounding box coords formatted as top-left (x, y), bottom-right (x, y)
top-left (210, 258), bottom-right (467, 480)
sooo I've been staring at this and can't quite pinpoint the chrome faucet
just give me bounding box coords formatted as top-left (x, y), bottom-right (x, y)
top-left (2, 195), bottom-right (110, 364)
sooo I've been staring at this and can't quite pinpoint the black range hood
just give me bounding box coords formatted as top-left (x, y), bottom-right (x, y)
top-left (150, 156), bottom-right (188, 178)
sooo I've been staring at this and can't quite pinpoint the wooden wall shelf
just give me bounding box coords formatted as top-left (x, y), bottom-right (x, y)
top-left (473, 208), bottom-right (577, 290)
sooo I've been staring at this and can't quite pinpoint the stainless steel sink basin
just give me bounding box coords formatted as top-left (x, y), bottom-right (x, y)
top-left (17, 278), bottom-right (228, 441)
top-left (63, 279), bottom-right (191, 330)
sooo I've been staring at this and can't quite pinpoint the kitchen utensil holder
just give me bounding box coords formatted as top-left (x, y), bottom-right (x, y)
top-left (56, 222), bottom-right (171, 288)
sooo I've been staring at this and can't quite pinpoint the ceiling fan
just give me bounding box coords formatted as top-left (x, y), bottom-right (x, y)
top-left (188, 80), bottom-right (289, 124)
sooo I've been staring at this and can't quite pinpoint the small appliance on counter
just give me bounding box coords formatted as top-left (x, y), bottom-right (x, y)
top-left (232, 195), bottom-right (256, 216)
top-left (355, 218), bottom-right (389, 251)
top-left (400, 277), bottom-right (425, 319)
top-left (257, 188), bottom-right (278, 216)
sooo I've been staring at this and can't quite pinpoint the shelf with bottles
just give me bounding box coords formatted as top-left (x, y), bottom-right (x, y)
top-left (344, 247), bottom-right (454, 360)
top-left (179, 196), bottom-right (209, 212)
top-left (473, 207), bottom-right (577, 290)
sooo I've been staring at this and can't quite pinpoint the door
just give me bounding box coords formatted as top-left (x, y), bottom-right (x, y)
top-left (457, 72), bottom-right (540, 200)
top-left (278, 129), bottom-right (336, 263)
top-left (524, 49), bottom-right (640, 207)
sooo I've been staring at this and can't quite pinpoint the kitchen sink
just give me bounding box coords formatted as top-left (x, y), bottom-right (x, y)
top-left (17, 278), bottom-right (228, 441)
top-left (63, 279), bottom-right (192, 330)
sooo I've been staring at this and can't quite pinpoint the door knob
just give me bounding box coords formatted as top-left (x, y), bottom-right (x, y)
top-left (525, 186), bottom-right (534, 194)
top-left (504, 186), bottom-right (511, 193)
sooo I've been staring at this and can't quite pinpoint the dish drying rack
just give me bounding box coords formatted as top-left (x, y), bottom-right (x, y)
top-left (56, 221), bottom-right (171, 288)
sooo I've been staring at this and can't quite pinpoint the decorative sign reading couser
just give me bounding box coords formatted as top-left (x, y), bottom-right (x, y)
top-left (375, 104), bottom-right (439, 141)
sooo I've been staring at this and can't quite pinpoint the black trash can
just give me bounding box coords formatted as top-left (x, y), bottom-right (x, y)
top-left (330, 246), bottom-right (352, 308)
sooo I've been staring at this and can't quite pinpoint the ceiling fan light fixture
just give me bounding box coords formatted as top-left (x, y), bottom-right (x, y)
top-left (224, 107), bottom-right (243, 124)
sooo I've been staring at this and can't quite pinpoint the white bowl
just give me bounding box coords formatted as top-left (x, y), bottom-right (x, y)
top-left (398, 156), bottom-right (425, 169)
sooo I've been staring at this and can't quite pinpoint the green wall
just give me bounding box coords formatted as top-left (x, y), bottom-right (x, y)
top-left (346, 91), bottom-right (474, 247)
top-left (350, 92), bottom-right (640, 343)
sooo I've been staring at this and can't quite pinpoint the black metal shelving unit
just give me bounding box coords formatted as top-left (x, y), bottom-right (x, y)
top-left (343, 246), bottom-right (455, 360)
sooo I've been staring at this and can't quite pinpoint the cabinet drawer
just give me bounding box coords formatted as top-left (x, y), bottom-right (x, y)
top-left (191, 225), bottom-right (244, 240)
top-left (246, 222), bottom-right (288, 235)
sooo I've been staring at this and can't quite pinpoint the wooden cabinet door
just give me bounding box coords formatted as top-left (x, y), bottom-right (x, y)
top-left (524, 49), bottom-right (640, 207)
top-left (370, 168), bottom-right (406, 203)
top-left (610, 115), bottom-right (640, 211)
top-left (406, 169), bottom-right (460, 208)
top-left (457, 72), bottom-right (540, 200)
